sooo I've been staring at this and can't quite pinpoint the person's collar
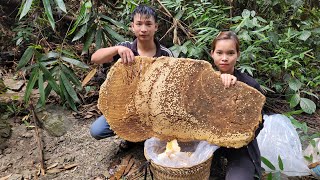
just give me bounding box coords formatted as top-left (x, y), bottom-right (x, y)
top-left (133, 38), bottom-right (161, 57)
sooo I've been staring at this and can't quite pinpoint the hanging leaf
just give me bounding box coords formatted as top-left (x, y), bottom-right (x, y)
top-left (95, 29), bottom-right (102, 50)
top-left (38, 71), bottom-right (45, 106)
top-left (60, 64), bottom-right (82, 88)
top-left (19, 0), bottom-right (34, 20)
top-left (42, 0), bottom-right (55, 30)
top-left (278, 155), bottom-right (284, 171)
top-left (99, 14), bottom-right (128, 30)
top-left (261, 156), bottom-right (276, 170)
top-left (44, 84), bottom-right (52, 100)
top-left (54, 0), bottom-right (67, 13)
top-left (81, 29), bottom-right (95, 55)
top-left (60, 72), bottom-right (80, 103)
top-left (300, 98), bottom-right (316, 114)
top-left (288, 78), bottom-right (302, 91)
top-left (24, 68), bottom-right (39, 103)
top-left (60, 76), bottom-right (77, 111)
top-left (82, 68), bottom-right (97, 87)
top-left (61, 56), bottom-right (89, 68)
top-left (38, 63), bottom-right (60, 94)
top-left (72, 23), bottom-right (88, 42)
top-left (17, 46), bottom-right (34, 70)
top-left (103, 25), bottom-right (126, 42)
top-left (68, 3), bottom-right (86, 36)
top-left (289, 93), bottom-right (300, 108)
top-left (79, 13), bottom-right (91, 26)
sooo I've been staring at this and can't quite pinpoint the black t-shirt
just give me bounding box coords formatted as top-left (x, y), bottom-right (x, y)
top-left (233, 69), bottom-right (262, 93)
top-left (113, 39), bottom-right (174, 61)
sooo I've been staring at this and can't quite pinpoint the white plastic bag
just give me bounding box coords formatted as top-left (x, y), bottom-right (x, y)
top-left (144, 137), bottom-right (219, 168)
top-left (303, 138), bottom-right (320, 178)
top-left (303, 138), bottom-right (320, 164)
top-left (257, 114), bottom-right (311, 176)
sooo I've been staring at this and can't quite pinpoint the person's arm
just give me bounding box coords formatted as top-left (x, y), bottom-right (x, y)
top-left (91, 45), bottom-right (135, 64)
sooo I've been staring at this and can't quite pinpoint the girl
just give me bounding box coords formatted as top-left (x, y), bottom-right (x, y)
top-left (210, 31), bottom-right (264, 180)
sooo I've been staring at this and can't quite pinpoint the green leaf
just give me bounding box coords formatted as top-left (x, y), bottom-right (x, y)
top-left (61, 49), bottom-right (76, 57)
top-left (38, 63), bottom-right (60, 94)
top-left (68, 3), bottom-right (86, 36)
top-left (79, 13), bottom-right (91, 26)
top-left (81, 29), bottom-right (95, 55)
top-left (273, 172), bottom-right (281, 180)
top-left (99, 14), bottom-right (128, 30)
top-left (288, 78), bottom-right (302, 91)
top-left (300, 98), bottom-right (316, 114)
top-left (24, 68), bottom-right (39, 103)
top-left (241, 9), bottom-right (251, 18)
top-left (59, 76), bottom-right (77, 111)
top-left (284, 109), bottom-right (303, 116)
top-left (261, 156), bottom-right (276, 170)
top-left (85, 1), bottom-right (92, 8)
top-left (267, 173), bottom-right (273, 180)
top-left (103, 25), bottom-right (126, 42)
top-left (61, 56), bottom-right (89, 68)
top-left (301, 90), bottom-right (319, 99)
top-left (60, 72), bottom-right (80, 103)
top-left (298, 31), bottom-right (311, 41)
top-left (311, 139), bottom-right (316, 148)
top-left (95, 28), bottom-right (102, 50)
top-left (278, 155), bottom-right (284, 171)
top-left (16, 37), bottom-right (23, 45)
top-left (174, 10), bottom-right (185, 20)
top-left (54, 0), bottom-right (67, 13)
top-left (250, 10), bottom-right (256, 17)
top-left (60, 64), bottom-right (82, 89)
top-left (38, 71), bottom-right (45, 106)
top-left (72, 23), bottom-right (88, 42)
top-left (304, 155), bottom-right (313, 162)
top-left (289, 93), bottom-right (300, 108)
top-left (19, 0), bottom-right (34, 20)
top-left (39, 60), bottom-right (58, 66)
top-left (42, 0), bottom-right (55, 30)
top-left (44, 83), bottom-right (52, 100)
top-left (45, 51), bottom-right (59, 59)
top-left (17, 46), bottom-right (34, 70)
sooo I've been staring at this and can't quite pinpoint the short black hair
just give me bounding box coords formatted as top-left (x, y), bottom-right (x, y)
top-left (130, 5), bottom-right (158, 22)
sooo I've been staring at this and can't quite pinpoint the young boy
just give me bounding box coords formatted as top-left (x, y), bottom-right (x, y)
top-left (90, 5), bottom-right (173, 140)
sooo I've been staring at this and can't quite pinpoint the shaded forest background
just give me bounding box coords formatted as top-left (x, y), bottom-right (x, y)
top-left (0, 0), bottom-right (319, 128)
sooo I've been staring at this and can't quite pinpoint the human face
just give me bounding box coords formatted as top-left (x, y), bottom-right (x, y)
top-left (131, 14), bottom-right (158, 42)
top-left (211, 39), bottom-right (239, 74)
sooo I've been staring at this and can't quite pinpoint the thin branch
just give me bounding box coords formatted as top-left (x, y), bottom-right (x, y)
top-left (29, 103), bottom-right (45, 175)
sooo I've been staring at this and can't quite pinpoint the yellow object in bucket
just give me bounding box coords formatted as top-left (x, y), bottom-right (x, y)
top-left (144, 138), bottom-right (216, 180)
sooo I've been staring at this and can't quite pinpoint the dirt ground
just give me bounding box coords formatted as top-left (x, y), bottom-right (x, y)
top-left (0, 111), bottom-right (319, 180)
top-left (0, 113), bottom-right (147, 180)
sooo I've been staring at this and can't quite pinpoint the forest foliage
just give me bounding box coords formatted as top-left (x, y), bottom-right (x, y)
top-left (9, 0), bottom-right (320, 113)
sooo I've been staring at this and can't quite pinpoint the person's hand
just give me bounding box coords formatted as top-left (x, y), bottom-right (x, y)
top-left (220, 74), bottom-right (237, 88)
top-left (117, 46), bottom-right (135, 64)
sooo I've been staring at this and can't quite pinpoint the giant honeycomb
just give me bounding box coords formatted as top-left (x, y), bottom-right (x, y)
top-left (98, 56), bottom-right (265, 148)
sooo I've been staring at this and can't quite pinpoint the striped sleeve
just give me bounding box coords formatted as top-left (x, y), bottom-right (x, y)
top-left (160, 45), bottom-right (174, 57)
